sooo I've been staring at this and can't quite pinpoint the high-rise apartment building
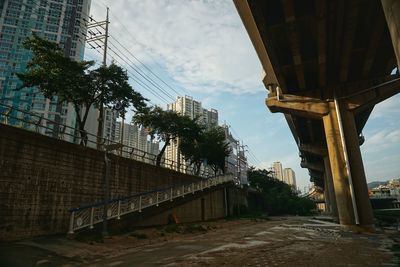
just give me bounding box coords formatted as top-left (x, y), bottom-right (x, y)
top-left (102, 108), bottom-right (117, 142)
top-left (0, 0), bottom-right (91, 141)
top-left (272, 161), bottom-right (283, 181)
top-left (114, 121), bottom-right (159, 162)
top-left (115, 121), bottom-right (139, 148)
top-left (204, 108), bottom-right (218, 127)
top-left (167, 95), bottom-right (218, 127)
top-left (283, 167), bottom-right (297, 190)
top-left (166, 95), bottom-right (218, 172)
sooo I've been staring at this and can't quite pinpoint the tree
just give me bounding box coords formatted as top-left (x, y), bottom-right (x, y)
top-left (17, 35), bottom-right (147, 145)
top-left (202, 126), bottom-right (230, 176)
top-left (87, 63), bottom-right (148, 147)
top-left (180, 126), bottom-right (230, 177)
top-left (247, 167), bottom-right (315, 215)
top-left (179, 123), bottom-right (205, 175)
top-left (133, 106), bottom-right (202, 167)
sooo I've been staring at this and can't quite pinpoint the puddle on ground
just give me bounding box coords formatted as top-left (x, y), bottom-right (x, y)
top-left (201, 240), bottom-right (269, 254)
top-left (254, 231), bottom-right (274, 236)
top-left (293, 235), bottom-right (312, 241)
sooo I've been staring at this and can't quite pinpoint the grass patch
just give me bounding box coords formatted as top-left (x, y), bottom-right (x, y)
top-left (392, 240), bottom-right (400, 265)
top-left (373, 209), bottom-right (400, 225)
top-left (129, 232), bottom-right (148, 239)
top-left (163, 223), bottom-right (208, 234)
top-left (74, 232), bottom-right (104, 243)
top-left (226, 210), bottom-right (269, 221)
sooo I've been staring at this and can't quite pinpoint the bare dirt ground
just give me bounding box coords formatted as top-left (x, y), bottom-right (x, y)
top-left (1, 216), bottom-right (399, 266)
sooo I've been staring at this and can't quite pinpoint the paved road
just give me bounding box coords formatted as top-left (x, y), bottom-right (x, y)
top-left (0, 217), bottom-right (398, 266)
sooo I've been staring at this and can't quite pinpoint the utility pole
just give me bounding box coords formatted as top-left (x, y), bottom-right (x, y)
top-left (236, 140), bottom-right (242, 216)
top-left (85, 7), bottom-right (109, 149)
top-left (102, 7), bottom-right (109, 67)
top-left (85, 7), bottom-right (111, 238)
top-left (119, 117), bottom-right (125, 156)
top-left (97, 7), bottom-right (109, 149)
top-left (236, 140), bottom-right (241, 184)
top-left (101, 144), bottom-right (123, 238)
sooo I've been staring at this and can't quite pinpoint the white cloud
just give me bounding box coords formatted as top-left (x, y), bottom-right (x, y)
top-left (363, 128), bottom-right (400, 152)
top-left (370, 94), bottom-right (400, 120)
top-left (90, 0), bottom-right (263, 96)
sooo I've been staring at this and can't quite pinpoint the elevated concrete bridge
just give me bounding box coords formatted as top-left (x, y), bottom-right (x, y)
top-left (235, 0), bottom-right (400, 231)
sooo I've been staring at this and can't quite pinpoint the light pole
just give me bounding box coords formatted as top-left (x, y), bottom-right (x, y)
top-left (102, 143), bottom-right (123, 237)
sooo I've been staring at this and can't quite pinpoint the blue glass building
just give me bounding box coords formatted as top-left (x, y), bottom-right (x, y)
top-left (0, 0), bottom-right (91, 140)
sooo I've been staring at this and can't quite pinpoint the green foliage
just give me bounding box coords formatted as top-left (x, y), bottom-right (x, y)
top-left (248, 167), bottom-right (315, 215)
top-left (17, 35), bottom-right (92, 105)
top-left (87, 63), bottom-right (148, 115)
top-left (17, 35), bottom-right (147, 145)
top-left (163, 223), bottom-right (208, 234)
top-left (180, 126), bottom-right (230, 176)
top-left (373, 209), bottom-right (400, 225)
top-left (129, 232), bottom-right (148, 239)
top-left (200, 126), bottom-right (230, 176)
top-left (134, 106), bottom-right (230, 173)
top-left (133, 106), bottom-right (203, 166)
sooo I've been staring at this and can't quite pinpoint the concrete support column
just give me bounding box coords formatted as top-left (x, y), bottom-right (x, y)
top-left (382, 0), bottom-right (400, 69)
top-left (339, 106), bottom-right (374, 229)
top-left (323, 175), bottom-right (331, 213)
top-left (323, 156), bottom-right (338, 219)
top-left (322, 101), bottom-right (373, 229)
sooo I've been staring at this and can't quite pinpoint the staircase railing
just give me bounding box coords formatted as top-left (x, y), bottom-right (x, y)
top-left (68, 175), bottom-right (235, 234)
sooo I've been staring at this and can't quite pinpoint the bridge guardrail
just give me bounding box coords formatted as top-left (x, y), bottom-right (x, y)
top-left (68, 174), bottom-right (234, 234)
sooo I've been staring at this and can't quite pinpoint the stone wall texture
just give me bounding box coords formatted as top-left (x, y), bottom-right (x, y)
top-left (0, 124), bottom-right (227, 241)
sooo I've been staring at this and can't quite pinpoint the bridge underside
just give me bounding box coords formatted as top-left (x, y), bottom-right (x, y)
top-left (235, 0), bottom-right (400, 230)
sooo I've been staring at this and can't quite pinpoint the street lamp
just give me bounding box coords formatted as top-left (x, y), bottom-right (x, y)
top-left (102, 143), bottom-right (124, 237)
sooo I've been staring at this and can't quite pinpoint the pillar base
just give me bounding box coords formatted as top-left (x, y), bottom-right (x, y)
top-left (342, 224), bottom-right (375, 233)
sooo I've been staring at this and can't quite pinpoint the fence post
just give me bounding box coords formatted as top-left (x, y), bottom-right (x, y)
top-left (89, 207), bottom-right (94, 229)
top-left (68, 211), bottom-right (75, 234)
top-left (139, 196), bottom-right (142, 212)
top-left (170, 188), bottom-right (173, 201)
top-left (117, 200), bottom-right (121, 219)
top-left (182, 184), bottom-right (185, 197)
top-left (156, 192), bottom-right (159, 206)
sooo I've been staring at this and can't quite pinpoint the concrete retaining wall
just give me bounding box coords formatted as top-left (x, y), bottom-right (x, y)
top-left (0, 124), bottom-right (228, 241)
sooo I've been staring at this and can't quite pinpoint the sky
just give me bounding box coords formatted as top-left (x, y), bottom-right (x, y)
top-left (87, 0), bottom-right (400, 191)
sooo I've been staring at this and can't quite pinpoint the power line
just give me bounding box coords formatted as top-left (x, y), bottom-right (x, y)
top-left (74, 9), bottom-right (174, 105)
top-left (110, 36), bottom-right (184, 97)
top-left (107, 41), bottom-right (175, 101)
top-left (106, 47), bottom-right (171, 105)
top-left (105, 7), bottom-right (189, 96)
top-left (78, 8), bottom-right (180, 104)
top-left (89, 44), bottom-right (161, 106)
top-left (110, 45), bottom-right (174, 103)
top-left (90, 1), bottom-right (189, 97)
top-left (227, 123), bottom-right (266, 168)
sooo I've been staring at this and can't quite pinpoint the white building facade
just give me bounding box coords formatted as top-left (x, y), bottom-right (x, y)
top-left (272, 161), bottom-right (283, 181)
top-left (114, 121), bottom-right (159, 162)
top-left (166, 95), bottom-right (218, 173)
top-left (283, 167), bottom-right (297, 190)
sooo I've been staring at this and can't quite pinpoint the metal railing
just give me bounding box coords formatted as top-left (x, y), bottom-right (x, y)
top-left (0, 102), bottom-right (214, 177)
top-left (67, 174), bottom-right (234, 234)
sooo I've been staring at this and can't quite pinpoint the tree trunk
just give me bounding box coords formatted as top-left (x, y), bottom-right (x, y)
top-left (78, 121), bottom-right (88, 146)
top-left (213, 166), bottom-right (218, 177)
top-left (74, 104), bottom-right (91, 146)
top-left (195, 162), bottom-right (201, 175)
top-left (156, 137), bottom-right (170, 166)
